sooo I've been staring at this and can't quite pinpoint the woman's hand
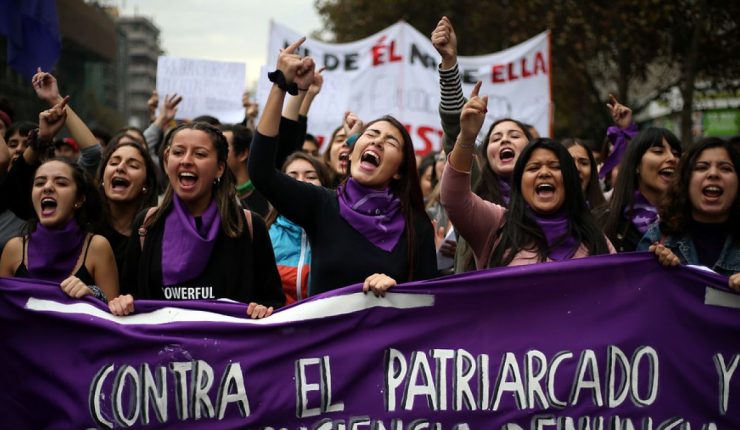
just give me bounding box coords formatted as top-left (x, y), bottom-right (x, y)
top-left (109, 294), bottom-right (135, 316)
top-left (277, 37), bottom-right (311, 84)
top-left (247, 302), bottom-right (274, 319)
top-left (155, 93), bottom-right (183, 128)
top-left (729, 273), bottom-right (740, 292)
top-left (606, 94), bottom-right (633, 129)
top-left (363, 273), bottom-right (397, 297)
top-left (648, 243), bottom-right (680, 267)
top-left (431, 16), bottom-right (457, 69)
top-left (60, 276), bottom-right (93, 299)
top-left (459, 81), bottom-right (487, 141)
top-left (38, 96), bottom-right (70, 141)
top-left (343, 111), bottom-right (364, 138)
top-left (31, 67), bottom-right (63, 106)
top-left (307, 66), bottom-right (326, 97)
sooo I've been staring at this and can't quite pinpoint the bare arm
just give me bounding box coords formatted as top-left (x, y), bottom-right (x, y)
top-left (89, 235), bottom-right (120, 301)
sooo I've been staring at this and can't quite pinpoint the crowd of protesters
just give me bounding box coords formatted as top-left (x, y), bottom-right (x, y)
top-left (1, 17), bottom-right (738, 318)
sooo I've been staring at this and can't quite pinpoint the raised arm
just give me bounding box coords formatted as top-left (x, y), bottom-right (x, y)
top-left (432, 16), bottom-right (465, 155)
top-left (249, 38), bottom-right (328, 228)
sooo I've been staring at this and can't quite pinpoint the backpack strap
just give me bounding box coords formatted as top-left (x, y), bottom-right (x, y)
top-left (138, 207), bottom-right (159, 250)
top-left (243, 209), bottom-right (253, 240)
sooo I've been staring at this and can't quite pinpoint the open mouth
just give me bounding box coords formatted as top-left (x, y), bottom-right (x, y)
top-left (360, 150), bottom-right (381, 167)
top-left (535, 183), bottom-right (555, 196)
top-left (658, 167), bottom-right (674, 180)
top-left (178, 172), bottom-right (198, 187)
top-left (40, 197), bottom-right (57, 216)
top-left (500, 148), bottom-right (516, 162)
top-left (702, 185), bottom-right (723, 198)
top-left (111, 177), bottom-right (130, 190)
top-left (338, 151), bottom-right (350, 162)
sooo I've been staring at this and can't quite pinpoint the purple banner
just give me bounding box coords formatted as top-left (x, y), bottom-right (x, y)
top-left (1, 253), bottom-right (738, 429)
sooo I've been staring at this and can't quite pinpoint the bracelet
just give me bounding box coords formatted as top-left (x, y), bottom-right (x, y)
top-left (27, 128), bottom-right (53, 152)
top-left (346, 133), bottom-right (360, 147)
top-left (88, 285), bottom-right (108, 303)
top-left (456, 140), bottom-right (476, 150)
top-left (267, 69), bottom-right (298, 96)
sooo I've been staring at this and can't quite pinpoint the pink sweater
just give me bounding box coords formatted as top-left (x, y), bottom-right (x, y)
top-left (440, 163), bottom-right (615, 269)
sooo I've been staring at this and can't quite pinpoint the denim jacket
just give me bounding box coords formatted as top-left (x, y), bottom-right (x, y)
top-left (638, 223), bottom-right (740, 276)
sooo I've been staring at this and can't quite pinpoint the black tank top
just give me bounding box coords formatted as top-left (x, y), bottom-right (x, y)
top-left (15, 234), bottom-right (96, 285)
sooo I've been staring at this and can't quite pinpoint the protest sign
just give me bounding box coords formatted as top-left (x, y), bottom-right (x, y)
top-left (258, 21), bottom-right (551, 154)
top-left (1, 253), bottom-right (738, 428)
top-left (156, 56), bottom-right (246, 123)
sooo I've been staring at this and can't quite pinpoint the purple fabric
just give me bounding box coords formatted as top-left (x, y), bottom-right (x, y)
top-left (599, 122), bottom-right (638, 180)
top-left (0, 0), bottom-right (61, 79)
top-left (499, 179), bottom-right (511, 206)
top-left (626, 190), bottom-right (658, 234)
top-left (337, 178), bottom-right (404, 252)
top-left (1, 253), bottom-right (738, 428)
top-left (162, 195), bottom-right (221, 285)
top-left (528, 207), bottom-right (580, 260)
top-left (26, 219), bottom-right (85, 283)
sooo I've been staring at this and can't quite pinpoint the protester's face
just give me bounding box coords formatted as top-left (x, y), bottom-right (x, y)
top-left (285, 158), bottom-right (322, 186)
top-left (32, 161), bottom-right (81, 228)
top-left (165, 129), bottom-right (225, 212)
top-left (420, 164), bottom-right (433, 198)
top-left (486, 121), bottom-right (529, 178)
top-left (637, 139), bottom-right (679, 197)
top-left (329, 129), bottom-right (349, 175)
top-left (568, 145), bottom-right (591, 193)
top-left (521, 148), bottom-right (565, 214)
top-left (103, 145), bottom-right (148, 204)
top-left (349, 121), bottom-right (404, 189)
top-left (303, 139), bottom-right (319, 156)
top-left (55, 145), bottom-right (79, 161)
top-left (223, 131), bottom-right (245, 176)
top-left (7, 130), bottom-right (29, 162)
top-left (689, 147), bottom-right (737, 223)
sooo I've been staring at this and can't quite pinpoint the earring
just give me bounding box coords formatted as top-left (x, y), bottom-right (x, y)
top-left (142, 186), bottom-right (148, 193)
top-left (214, 176), bottom-right (221, 185)
top-left (100, 181), bottom-right (105, 187)
top-left (74, 203), bottom-right (81, 209)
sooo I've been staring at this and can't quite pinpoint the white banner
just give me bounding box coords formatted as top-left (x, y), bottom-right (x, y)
top-left (156, 56), bottom-right (246, 123)
top-left (258, 21), bottom-right (551, 154)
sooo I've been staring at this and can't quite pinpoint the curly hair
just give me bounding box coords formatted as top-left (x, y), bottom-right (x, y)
top-left (659, 137), bottom-right (740, 239)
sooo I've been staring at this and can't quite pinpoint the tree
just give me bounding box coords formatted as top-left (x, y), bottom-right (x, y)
top-left (315, 0), bottom-right (740, 144)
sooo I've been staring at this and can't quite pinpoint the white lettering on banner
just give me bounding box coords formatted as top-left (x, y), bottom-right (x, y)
top-left (162, 286), bottom-right (216, 300)
top-left (260, 22), bottom-right (552, 154)
top-left (89, 361), bottom-right (250, 428)
top-left (384, 346), bottom-right (659, 413)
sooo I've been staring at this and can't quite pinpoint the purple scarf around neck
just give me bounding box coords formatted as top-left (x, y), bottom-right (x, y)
top-left (337, 178), bottom-right (405, 252)
top-left (499, 180), bottom-right (511, 206)
top-left (161, 194), bottom-right (221, 285)
top-left (527, 207), bottom-right (580, 261)
top-left (625, 190), bottom-right (658, 235)
top-left (599, 123), bottom-right (638, 180)
top-left (27, 218), bottom-right (86, 283)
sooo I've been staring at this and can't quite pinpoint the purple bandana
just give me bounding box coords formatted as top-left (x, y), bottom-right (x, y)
top-left (599, 123), bottom-right (638, 180)
top-left (27, 219), bottom-right (86, 283)
top-left (527, 208), bottom-right (580, 261)
top-left (337, 178), bottom-right (405, 252)
top-left (161, 195), bottom-right (221, 285)
top-left (625, 190), bottom-right (658, 234)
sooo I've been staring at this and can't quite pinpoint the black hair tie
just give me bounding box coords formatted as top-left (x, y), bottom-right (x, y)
top-left (267, 70), bottom-right (298, 96)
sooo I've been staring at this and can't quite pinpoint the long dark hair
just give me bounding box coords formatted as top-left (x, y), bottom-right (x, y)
top-left (343, 115), bottom-right (429, 281)
top-left (473, 118), bottom-right (533, 205)
top-left (141, 122), bottom-right (245, 238)
top-left (561, 138), bottom-right (607, 209)
top-left (487, 139), bottom-right (610, 267)
top-left (603, 127), bottom-right (682, 242)
top-left (24, 157), bottom-right (102, 234)
top-left (96, 140), bottom-right (159, 230)
top-left (265, 151), bottom-right (332, 227)
top-left (659, 137), bottom-right (740, 239)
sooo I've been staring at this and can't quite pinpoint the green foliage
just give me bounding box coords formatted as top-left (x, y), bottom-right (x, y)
top-left (315, 0), bottom-right (740, 142)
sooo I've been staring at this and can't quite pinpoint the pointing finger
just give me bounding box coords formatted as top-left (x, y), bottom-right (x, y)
top-left (283, 37), bottom-right (307, 54)
top-left (470, 81), bottom-right (482, 99)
